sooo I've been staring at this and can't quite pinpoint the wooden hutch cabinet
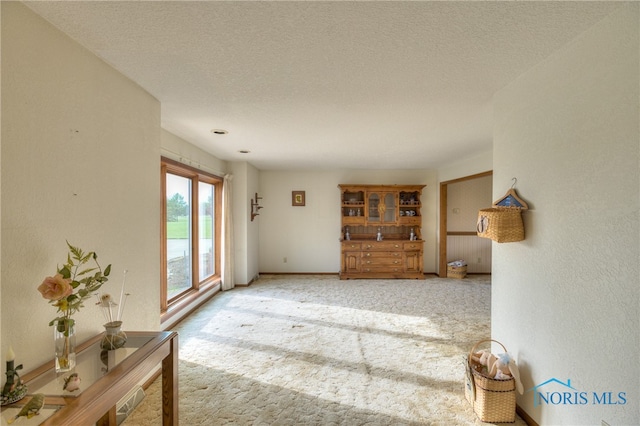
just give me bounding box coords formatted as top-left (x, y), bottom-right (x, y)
top-left (339, 184), bottom-right (425, 279)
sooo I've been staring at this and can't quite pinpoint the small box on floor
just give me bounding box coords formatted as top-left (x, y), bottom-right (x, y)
top-left (447, 260), bottom-right (467, 278)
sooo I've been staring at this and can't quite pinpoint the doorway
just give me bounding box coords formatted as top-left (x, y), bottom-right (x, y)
top-left (439, 171), bottom-right (493, 277)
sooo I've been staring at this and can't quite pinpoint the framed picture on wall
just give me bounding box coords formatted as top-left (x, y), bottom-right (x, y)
top-left (292, 191), bottom-right (305, 206)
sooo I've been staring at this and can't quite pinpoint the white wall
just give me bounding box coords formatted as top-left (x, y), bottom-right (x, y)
top-left (161, 129), bottom-right (227, 177)
top-left (230, 162), bottom-right (249, 285)
top-left (493, 5), bottom-right (639, 425)
top-left (0, 0), bottom-right (4, 381)
top-left (447, 175), bottom-right (492, 232)
top-left (1, 3), bottom-right (162, 369)
top-left (229, 161), bottom-right (260, 285)
top-left (438, 150), bottom-right (493, 184)
top-left (247, 164), bottom-right (260, 282)
top-left (258, 170), bottom-right (437, 273)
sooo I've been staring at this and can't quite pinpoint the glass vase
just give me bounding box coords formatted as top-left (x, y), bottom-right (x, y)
top-left (101, 321), bottom-right (127, 350)
top-left (54, 319), bottom-right (76, 373)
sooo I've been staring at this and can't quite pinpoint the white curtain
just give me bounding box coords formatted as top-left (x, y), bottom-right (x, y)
top-left (221, 174), bottom-right (235, 291)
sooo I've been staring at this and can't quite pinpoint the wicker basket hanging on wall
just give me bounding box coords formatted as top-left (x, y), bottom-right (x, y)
top-left (477, 180), bottom-right (529, 243)
top-left (477, 207), bottom-right (524, 243)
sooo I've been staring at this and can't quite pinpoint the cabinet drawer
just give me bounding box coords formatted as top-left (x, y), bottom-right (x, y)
top-left (342, 217), bottom-right (365, 225)
top-left (362, 251), bottom-right (401, 258)
top-left (342, 242), bottom-right (362, 251)
top-left (362, 257), bottom-right (403, 267)
top-left (361, 241), bottom-right (403, 251)
top-left (403, 242), bottom-right (423, 251)
top-left (362, 265), bottom-right (403, 273)
top-left (399, 216), bottom-right (421, 226)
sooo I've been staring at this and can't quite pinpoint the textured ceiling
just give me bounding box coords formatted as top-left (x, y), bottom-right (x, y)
top-left (25, 1), bottom-right (621, 170)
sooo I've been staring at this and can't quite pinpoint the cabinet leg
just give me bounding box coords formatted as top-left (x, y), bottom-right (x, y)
top-left (96, 406), bottom-right (117, 426)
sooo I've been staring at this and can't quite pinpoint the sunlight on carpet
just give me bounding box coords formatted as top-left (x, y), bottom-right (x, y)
top-left (123, 275), bottom-right (526, 425)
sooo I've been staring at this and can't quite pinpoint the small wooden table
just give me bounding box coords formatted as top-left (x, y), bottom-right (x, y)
top-left (2, 331), bottom-right (178, 425)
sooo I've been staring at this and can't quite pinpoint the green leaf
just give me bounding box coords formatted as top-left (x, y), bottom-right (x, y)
top-left (77, 267), bottom-right (97, 277)
top-left (59, 265), bottom-right (71, 279)
top-left (67, 242), bottom-right (84, 260)
top-left (104, 264), bottom-right (111, 277)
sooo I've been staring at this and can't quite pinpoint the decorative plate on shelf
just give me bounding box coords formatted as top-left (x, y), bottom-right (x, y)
top-left (1, 384), bottom-right (28, 406)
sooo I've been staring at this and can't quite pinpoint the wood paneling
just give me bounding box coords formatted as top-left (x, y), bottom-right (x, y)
top-left (446, 235), bottom-right (492, 273)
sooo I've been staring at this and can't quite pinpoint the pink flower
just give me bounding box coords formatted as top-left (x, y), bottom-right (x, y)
top-left (38, 274), bottom-right (73, 301)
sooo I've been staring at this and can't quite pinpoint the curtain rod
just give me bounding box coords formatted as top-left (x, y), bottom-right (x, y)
top-left (160, 147), bottom-right (226, 176)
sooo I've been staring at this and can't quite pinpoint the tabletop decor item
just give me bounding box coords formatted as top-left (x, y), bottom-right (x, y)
top-left (1, 346), bottom-right (27, 406)
top-left (100, 321), bottom-right (127, 350)
top-left (63, 373), bottom-right (81, 392)
top-left (97, 270), bottom-right (130, 350)
top-left (6, 393), bottom-right (44, 424)
top-left (37, 242), bottom-right (111, 372)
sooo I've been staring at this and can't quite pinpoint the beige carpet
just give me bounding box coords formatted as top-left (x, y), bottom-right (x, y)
top-left (123, 274), bottom-right (526, 425)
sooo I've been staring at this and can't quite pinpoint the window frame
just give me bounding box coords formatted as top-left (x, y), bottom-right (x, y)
top-left (160, 157), bottom-right (223, 321)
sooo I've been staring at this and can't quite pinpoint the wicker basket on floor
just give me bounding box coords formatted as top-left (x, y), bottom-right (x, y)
top-left (466, 339), bottom-right (516, 423)
top-left (447, 264), bottom-right (467, 279)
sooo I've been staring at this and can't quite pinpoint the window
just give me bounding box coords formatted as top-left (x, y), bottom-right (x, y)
top-left (161, 157), bottom-right (222, 318)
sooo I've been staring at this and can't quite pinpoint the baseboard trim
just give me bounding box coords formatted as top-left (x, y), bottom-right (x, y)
top-left (258, 272), bottom-right (338, 276)
top-left (141, 368), bottom-right (161, 390)
top-left (516, 404), bottom-right (538, 426)
top-left (259, 272), bottom-right (447, 277)
top-left (436, 272), bottom-right (491, 278)
top-left (162, 283), bottom-right (221, 329)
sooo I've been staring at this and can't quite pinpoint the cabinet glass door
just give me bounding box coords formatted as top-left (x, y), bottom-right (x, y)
top-left (367, 192), bottom-right (396, 224)
top-left (383, 193), bottom-right (396, 223)
top-left (367, 193), bottom-right (380, 223)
